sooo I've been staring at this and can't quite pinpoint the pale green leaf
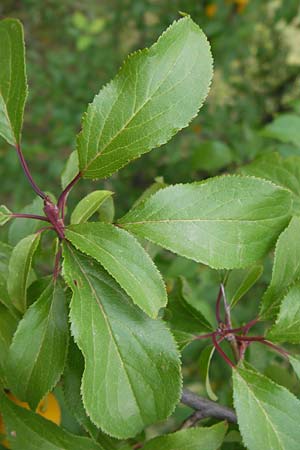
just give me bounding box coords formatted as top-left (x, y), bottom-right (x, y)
top-left (0, 305), bottom-right (18, 384)
top-left (7, 233), bottom-right (40, 313)
top-left (260, 216), bottom-right (300, 319)
top-left (289, 355), bottom-right (300, 381)
top-left (0, 18), bottom-right (28, 146)
top-left (65, 222), bottom-right (167, 318)
top-left (143, 422), bottom-right (227, 450)
top-left (5, 282), bottom-right (68, 409)
top-left (77, 17), bottom-right (213, 179)
top-left (165, 278), bottom-right (212, 349)
top-left (199, 344), bottom-right (217, 401)
top-left (233, 366), bottom-right (300, 450)
top-left (61, 151), bottom-right (79, 190)
top-left (229, 265), bottom-right (263, 308)
top-left (62, 244), bottom-right (181, 439)
top-left (241, 153), bottom-right (300, 213)
top-left (266, 284), bottom-right (300, 343)
top-left (98, 194), bottom-right (115, 223)
top-left (70, 190), bottom-right (113, 224)
top-left (0, 392), bottom-right (103, 450)
top-left (119, 176), bottom-right (292, 270)
top-left (261, 114), bottom-right (300, 147)
top-left (132, 177), bottom-right (168, 209)
top-left (0, 205), bottom-right (12, 226)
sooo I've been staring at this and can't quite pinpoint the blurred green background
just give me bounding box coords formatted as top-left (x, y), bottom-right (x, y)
top-left (1, 1), bottom-right (300, 444)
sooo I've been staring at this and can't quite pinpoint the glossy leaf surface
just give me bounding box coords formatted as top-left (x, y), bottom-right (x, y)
top-left (120, 176), bottom-right (292, 269)
top-left (66, 222), bottom-right (167, 318)
top-left (233, 366), bottom-right (300, 450)
top-left (77, 17), bottom-right (213, 179)
top-left (62, 244), bottom-right (181, 439)
top-left (6, 282), bottom-right (68, 409)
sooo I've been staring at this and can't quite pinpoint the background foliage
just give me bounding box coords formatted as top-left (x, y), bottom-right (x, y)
top-left (1, 1), bottom-right (300, 448)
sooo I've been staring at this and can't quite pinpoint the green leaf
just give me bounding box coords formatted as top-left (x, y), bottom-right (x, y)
top-left (119, 176), bottom-right (292, 270)
top-left (63, 339), bottom-right (100, 440)
top-left (0, 305), bottom-right (18, 384)
top-left (0, 242), bottom-right (14, 311)
top-left (266, 284), bottom-right (300, 343)
top-left (65, 222), bottom-right (167, 318)
top-left (229, 265), bottom-right (263, 308)
top-left (6, 281), bottom-right (69, 409)
top-left (8, 196), bottom-right (47, 245)
top-left (70, 190), bottom-right (113, 224)
top-left (261, 114), bottom-right (300, 147)
top-left (0, 205), bottom-right (11, 226)
top-left (98, 195), bottom-right (115, 223)
top-left (77, 17), bottom-right (213, 179)
top-left (233, 366), bottom-right (300, 450)
top-left (165, 278), bottom-right (212, 349)
top-left (7, 233), bottom-right (40, 313)
top-left (143, 422), bottom-right (227, 450)
top-left (199, 344), bottom-right (217, 401)
top-left (0, 19), bottom-right (28, 146)
top-left (289, 355), bottom-right (300, 381)
top-left (132, 177), bottom-right (168, 209)
top-left (260, 216), bottom-right (300, 319)
top-left (62, 244), bottom-right (181, 439)
top-left (61, 151), bottom-right (79, 190)
top-left (241, 153), bottom-right (300, 213)
top-left (0, 392), bottom-right (103, 450)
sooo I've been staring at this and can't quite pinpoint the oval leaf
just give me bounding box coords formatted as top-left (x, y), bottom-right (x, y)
top-left (0, 305), bottom-right (18, 384)
top-left (0, 392), bottom-right (103, 450)
top-left (62, 244), bottom-right (181, 439)
top-left (119, 176), bottom-right (292, 269)
top-left (66, 222), bottom-right (167, 318)
top-left (143, 422), bottom-right (227, 450)
top-left (0, 19), bottom-right (27, 146)
top-left (5, 281), bottom-right (69, 409)
top-left (70, 190), bottom-right (113, 224)
top-left (7, 233), bottom-right (40, 313)
top-left (77, 16), bottom-right (213, 179)
top-left (233, 366), bottom-right (300, 450)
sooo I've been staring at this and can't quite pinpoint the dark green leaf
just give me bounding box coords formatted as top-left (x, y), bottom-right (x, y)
top-left (229, 265), bottom-right (263, 308)
top-left (62, 244), bottom-right (181, 439)
top-left (66, 222), bottom-right (167, 318)
top-left (119, 176), bottom-right (292, 269)
top-left (77, 17), bottom-right (213, 179)
top-left (0, 19), bottom-right (27, 146)
top-left (165, 278), bottom-right (212, 349)
top-left (0, 392), bottom-right (103, 450)
top-left (0, 305), bottom-right (18, 384)
top-left (199, 344), bottom-right (217, 401)
top-left (6, 282), bottom-right (68, 409)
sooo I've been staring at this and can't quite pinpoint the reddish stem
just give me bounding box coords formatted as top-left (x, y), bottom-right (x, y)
top-left (212, 333), bottom-right (234, 368)
top-left (57, 172), bottom-right (82, 219)
top-left (15, 144), bottom-right (46, 199)
top-left (215, 286), bottom-right (223, 323)
top-left (194, 331), bottom-right (216, 340)
top-left (11, 213), bottom-right (50, 222)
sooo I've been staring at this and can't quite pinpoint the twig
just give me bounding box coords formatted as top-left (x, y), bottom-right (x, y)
top-left (57, 172), bottom-right (82, 219)
top-left (181, 388), bottom-right (237, 423)
top-left (15, 144), bottom-right (46, 199)
top-left (11, 213), bottom-right (50, 222)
